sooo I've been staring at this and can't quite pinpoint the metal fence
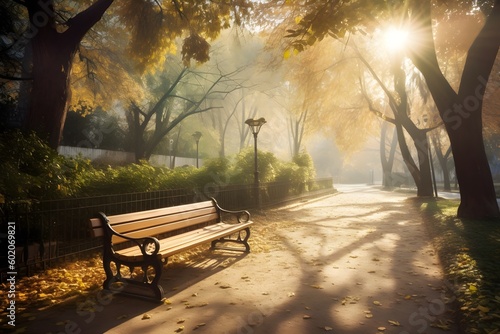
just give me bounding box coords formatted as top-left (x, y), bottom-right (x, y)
top-left (0, 178), bottom-right (334, 280)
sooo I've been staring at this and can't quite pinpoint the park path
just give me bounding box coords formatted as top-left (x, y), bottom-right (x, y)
top-left (30, 185), bottom-right (459, 334)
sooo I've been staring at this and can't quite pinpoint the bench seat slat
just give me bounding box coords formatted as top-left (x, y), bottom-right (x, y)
top-left (116, 221), bottom-right (253, 259)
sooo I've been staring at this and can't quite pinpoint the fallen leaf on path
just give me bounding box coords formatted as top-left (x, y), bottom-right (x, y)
top-left (388, 320), bottom-right (400, 326)
top-left (430, 319), bottom-right (451, 330)
top-left (194, 323), bottom-right (206, 330)
top-left (373, 301), bottom-right (382, 306)
top-left (142, 313), bottom-right (151, 320)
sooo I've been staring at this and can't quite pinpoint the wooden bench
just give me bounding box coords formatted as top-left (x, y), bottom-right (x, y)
top-left (89, 198), bottom-right (253, 301)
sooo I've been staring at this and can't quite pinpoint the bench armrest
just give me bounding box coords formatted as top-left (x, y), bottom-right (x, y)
top-left (210, 198), bottom-right (251, 224)
top-left (97, 212), bottom-right (161, 257)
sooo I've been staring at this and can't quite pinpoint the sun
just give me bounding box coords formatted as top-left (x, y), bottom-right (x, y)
top-left (384, 26), bottom-right (410, 53)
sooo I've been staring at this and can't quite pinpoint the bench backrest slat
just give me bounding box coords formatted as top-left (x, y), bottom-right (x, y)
top-left (90, 200), bottom-right (220, 244)
top-left (112, 212), bottom-right (219, 244)
top-left (109, 201), bottom-right (214, 225)
top-left (111, 207), bottom-right (216, 234)
top-left (90, 218), bottom-right (105, 237)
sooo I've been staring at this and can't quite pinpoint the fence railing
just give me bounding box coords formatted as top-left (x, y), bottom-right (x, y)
top-left (0, 178), bottom-right (334, 279)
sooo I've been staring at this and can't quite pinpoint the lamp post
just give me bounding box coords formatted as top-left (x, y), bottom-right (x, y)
top-left (192, 131), bottom-right (202, 168)
top-left (169, 139), bottom-right (174, 169)
top-left (245, 117), bottom-right (266, 209)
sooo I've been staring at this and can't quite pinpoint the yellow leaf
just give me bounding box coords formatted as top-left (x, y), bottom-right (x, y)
top-left (284, 49), bottom-right (292, 60)
top-left (142, 313), bottom-right (151, 320)
top-left (388, 320), bottom-right (401, 326)
top-left (373, 301), bottom-right (382, 306)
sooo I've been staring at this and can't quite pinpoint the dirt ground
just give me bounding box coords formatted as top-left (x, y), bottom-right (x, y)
top-left (25, 185), bottom-right (459, 334)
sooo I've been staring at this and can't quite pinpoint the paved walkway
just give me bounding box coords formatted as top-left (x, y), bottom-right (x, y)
top-left (29, 185), bottom-right (459, 334)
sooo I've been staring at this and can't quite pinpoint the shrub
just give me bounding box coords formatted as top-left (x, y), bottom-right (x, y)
top-left (0, 130), bottom-right (94, 200)
top-left (231, 147), bottom-right (280, 184)
top-left (1, 131), bottom-right (318, 201)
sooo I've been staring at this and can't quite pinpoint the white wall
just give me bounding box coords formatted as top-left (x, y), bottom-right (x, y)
top-left (57, 146), bottom-right (202, 168)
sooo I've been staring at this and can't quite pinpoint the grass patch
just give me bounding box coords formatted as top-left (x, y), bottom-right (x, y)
top-left (412, 197), bottom-right (500, 333)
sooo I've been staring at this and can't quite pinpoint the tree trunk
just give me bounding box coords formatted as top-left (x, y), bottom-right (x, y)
top-left (413, 130), bottom-right (433, 197)
top-left (26, 10), bottom-right (72, 148)
top-left (24, 0), bottom-right (114, 149)
top-left (380, 122), bottom-right (398, 188)
top-left (432, 135), bottom-right (452, 192)
top-left (409, 0), bottom-right (500, 219)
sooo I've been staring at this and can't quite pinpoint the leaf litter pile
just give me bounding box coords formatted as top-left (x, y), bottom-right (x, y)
top-left (416, 198), bottom-right (500, 334)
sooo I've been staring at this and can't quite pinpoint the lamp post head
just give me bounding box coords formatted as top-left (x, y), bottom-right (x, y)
top-left (245, 117), bottom-right (267, 135)
top-left (192, 131), bottom-right (202, 143)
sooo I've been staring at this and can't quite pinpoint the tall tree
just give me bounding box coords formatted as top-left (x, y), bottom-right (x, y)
top-left (260, 0), bottom-right (500, 219)
top-left (1, 0), bottom-right (252, 148)
top-left (23, 0), bottom-right (114, 148)
top-left (128, 59), bottom-right (245, 161)
top-left (408, 1), bottom-right (500, 218)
